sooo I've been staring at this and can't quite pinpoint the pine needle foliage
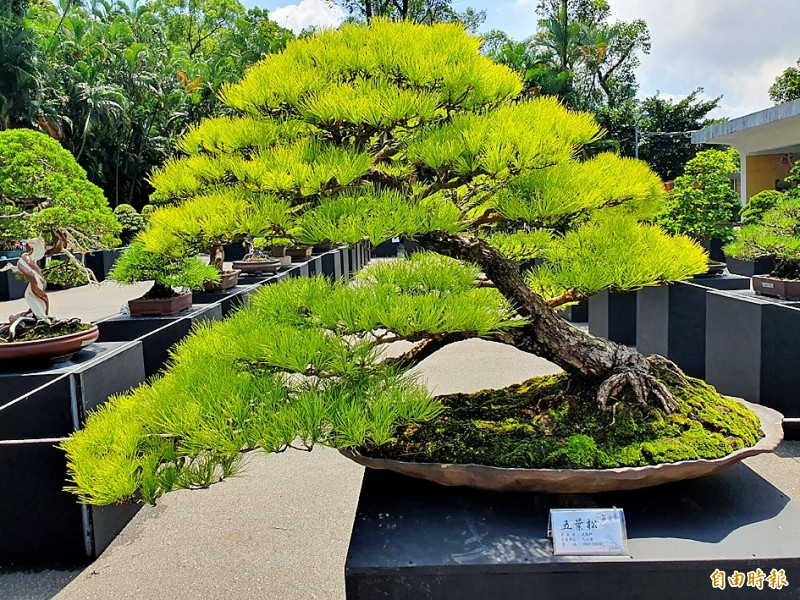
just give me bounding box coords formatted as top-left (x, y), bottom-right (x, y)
top-left (66, 22), bottom-right (712, 505)
top-left (64, 257), bottom-right (516, 504)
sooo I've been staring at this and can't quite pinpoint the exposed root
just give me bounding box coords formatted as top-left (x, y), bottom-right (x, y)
top-left (596, 355), bottom-right (681, 414)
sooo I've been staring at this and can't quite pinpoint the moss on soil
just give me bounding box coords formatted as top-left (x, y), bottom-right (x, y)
top-left (2, 320), bottom-right (91, 343)
top-left (363, 361), bottom-right (763, 469)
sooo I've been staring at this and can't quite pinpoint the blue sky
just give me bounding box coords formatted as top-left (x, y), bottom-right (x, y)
top-left (244, 0), bottom-right (800, 120)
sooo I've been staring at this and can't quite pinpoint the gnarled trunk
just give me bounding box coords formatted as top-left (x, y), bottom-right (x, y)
top-left (209, 244), bottom-right (225, 272)
top-left (416, 231), bottom-right (678, 412)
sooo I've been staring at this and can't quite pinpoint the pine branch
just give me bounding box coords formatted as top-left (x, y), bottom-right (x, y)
top-left (383, 332), bottom-right (471, 369)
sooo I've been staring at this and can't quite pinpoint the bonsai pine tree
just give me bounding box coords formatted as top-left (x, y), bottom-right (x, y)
top-left (63, 22), bottom-right (763, 505)
top-left (109, 241), bottom-right (219, 299)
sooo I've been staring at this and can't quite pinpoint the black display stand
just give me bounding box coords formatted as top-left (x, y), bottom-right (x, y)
top-left (0, 257), bottom-right (26, 301)
top-left (588, 290), bottom-right (637, 345)
top-left (706, 289), bottom-right (800, 432)
top-left (0, 342), bottom-right (146, 564)
top-left (95, 303), bottom-right (222, 378)
top-left (193, 284), bottom-right (259, 317)
top-left (346, 468), bottom-right (800, 600)
top-left (636, 274), bottom-right (750, 378)
top-left (561, 299), bottom-right (588, 323)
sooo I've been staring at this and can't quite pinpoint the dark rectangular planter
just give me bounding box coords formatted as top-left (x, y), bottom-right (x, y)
top-left (0, 342), bottom-right (146, 563)
top-left (559, 298), bottom-right (588, 323)
top-left (96, 303), bottom-right (222, 378)
top-left (699, 238), bottom-right (726, 262)
top-left (706, 289), bottom-right (800, 427)
top-left (0, 258), bottom-right (27, 301)
top-left (636, 274), bottom-right (750, 378)
top-left (345, 468), bottom-right (800, 600)
top-left (588, 290), bottom-right (637, 345)
top-left (193, 284), bottom-right (259, 317)
top-left (726, 256), bottom-right (775, 277)
top-left (753, 275), bottom-right (800, 300)
top-left (84, 248), bottom-right (124, 282)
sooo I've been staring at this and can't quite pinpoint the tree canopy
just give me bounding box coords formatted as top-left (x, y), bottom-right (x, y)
top-left (769, 58), bottom-right (800, 105)
top-left (65, 21), bottom-right (707, 506)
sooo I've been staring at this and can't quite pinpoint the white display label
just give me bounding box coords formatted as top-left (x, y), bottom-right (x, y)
top-left (549, 508), bottom-right (628, 556)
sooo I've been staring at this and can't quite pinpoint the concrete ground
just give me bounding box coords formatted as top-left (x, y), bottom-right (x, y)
top-left (2, 282), bottom-right (800, 600)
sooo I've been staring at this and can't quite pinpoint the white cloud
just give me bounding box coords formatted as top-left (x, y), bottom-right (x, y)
top-left (272, 0), bottom-right (344, 34)
top-left (608, 0), bottom-right (799, 118)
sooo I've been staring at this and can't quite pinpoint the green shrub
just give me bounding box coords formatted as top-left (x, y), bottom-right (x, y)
top-left (658, 148), bottom-right (741, 242)
top-left (42, 259), bottom-right (90, 288)
top-left (109, 241), bottom-right (219, 297)
top-left (724, 198), bottom-right (800, 271)
top-left (113, 204), bottom-right (144, 245)
top-left (740, 190), bottom-right (786, 225)
top-left (0, 129), bottom-right (121, 249)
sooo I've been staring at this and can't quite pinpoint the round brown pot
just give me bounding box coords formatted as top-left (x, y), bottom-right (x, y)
top-left (0, 324), bottom-right (99, 362)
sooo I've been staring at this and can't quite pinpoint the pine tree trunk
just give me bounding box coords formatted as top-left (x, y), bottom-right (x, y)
top-left (209, 244), bottom-right (225, 272)
top-left (415, 231), bottom-right (675, 411)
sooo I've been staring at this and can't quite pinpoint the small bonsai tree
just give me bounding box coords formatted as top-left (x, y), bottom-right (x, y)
top-left (658, 148), bottom-right (741, 243)
top-left (0, 129), bottom-right (121, 253)
top-left (109, 241), bottom-right (219, 299)
top-left (64, 22), bottom-right (762, 506)
top-left (0, 129), bottom-right (120, 341)
top-left (137, 191), bottom-right (294, 275)
top-left (725, 198), bottom-right (800, 277)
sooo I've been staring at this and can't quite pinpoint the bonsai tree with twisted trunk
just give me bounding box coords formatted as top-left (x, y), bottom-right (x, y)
top-left (0, 129), bottom-right (120, 342)
top-left (63, 22), bottom-right (765, 505)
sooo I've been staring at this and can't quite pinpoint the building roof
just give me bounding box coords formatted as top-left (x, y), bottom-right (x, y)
top-left (692, 99), bottom-right (800, 155)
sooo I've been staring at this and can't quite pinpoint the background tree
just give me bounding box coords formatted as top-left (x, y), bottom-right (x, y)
top-left (0, 0), bottom-right (39, 129)
top-left (597, 89), bottom-right (722, 181)
top-left (769, 58), bottom-right (800, 105)
top-left (56, 22), bottom-right (757, 507)
top-left (5, 0), bottom-right (294, 208)
top-left (336, 0), bottom-right (485, 31)
top-left (658, 148), bottom-right (740, 243)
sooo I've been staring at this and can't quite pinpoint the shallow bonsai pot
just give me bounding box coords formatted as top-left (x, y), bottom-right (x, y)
top-left (0, 325), bottom-right (99, 362)
top-left (128, 291), bottom-right (192, 317)
top-left (341, 400), bottom-right (781, 494)
top-left (286, 246), bottom-right (313, 262)
top-left (727, 256), bottom-right (776, 277)
top-left (696, 261), bottom-right (726, 277)
top-left (313, 242), bottom-right (336, 253)
top-left (270, 245), bottom-right (288, 258)
top-left (203, 269), bottom-right (241, 292)
top-left (232, 259), bottom-right (281, 274)
top-left (753, 275), bottom-right (800, 300)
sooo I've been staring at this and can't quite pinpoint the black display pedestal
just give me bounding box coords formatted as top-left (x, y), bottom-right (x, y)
top-left (193, 284), bottom-right (259, 317)
top-left (346, 468), bottom-right (800, 600)
top-left (96, 303), bottom-right (222, 378)
top-left (636, 274), bottom-right (750, 378)
top-left (706, 289), bottom-right (800, 435)
top-left (0, 258), bottom-right (26, 301)
top-left (560, 299), bottom-right (588, 323)
top-left (322, 249), bottom-right (343, 280)
top-left (0, 342), bottom-right (146, 564)
top-left (588, 290), bottom-right (637, 345)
